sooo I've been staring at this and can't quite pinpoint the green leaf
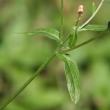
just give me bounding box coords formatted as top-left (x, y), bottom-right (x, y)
top-left (68, 33), bottom-right (77, 48)
top-left (19, 28), bottom-right (60, 42)
top-left (57, 53), bottom-right (80, 104)
top-left (78, 24), bottom-right (107, 32)
top-left (68, 28), bottom-right (77, 48)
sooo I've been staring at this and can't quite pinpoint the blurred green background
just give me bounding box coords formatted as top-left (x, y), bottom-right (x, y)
top-left (0, 0), bottom-right (110, 110)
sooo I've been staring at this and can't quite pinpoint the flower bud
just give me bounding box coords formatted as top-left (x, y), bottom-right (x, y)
top-left (77, 5), bottom-right (84, 15)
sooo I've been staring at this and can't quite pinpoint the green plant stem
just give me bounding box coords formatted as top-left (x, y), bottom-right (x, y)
top-left (60, 0), bottom-right (64, 39)
top-left (78, 0), bottom-right (105, 30)
top-left (0, 53), bottom-right (56, 110)
top-left (61, 32), bottom-right (106, 53)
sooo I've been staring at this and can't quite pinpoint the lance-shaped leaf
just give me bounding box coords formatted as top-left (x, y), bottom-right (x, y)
top-left (68, 32), bottom-right (77, 48)
top-left (57, 53), bottom-right (80, 104)
top-left (19, 28), bottom-right (60, 42)
top-left (68, 27), bottom-right (78, 48)
top-left (77, 24), bottom-right (107, 32)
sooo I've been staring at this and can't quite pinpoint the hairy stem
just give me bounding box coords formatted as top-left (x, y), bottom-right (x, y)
top-left (78, 0), bottom-right (105, 30)
top-left (0, 53), bottom-right (55, 110)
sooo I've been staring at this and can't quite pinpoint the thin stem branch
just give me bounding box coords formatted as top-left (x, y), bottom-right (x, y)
top-left (61, 31), bottom-right (107, 53)
top-left (0, 53), bottom-right (55, 110)
top-left (60, 0), bottom-right (64, 39)
top-left (78, 0), bottom-right (105, 30)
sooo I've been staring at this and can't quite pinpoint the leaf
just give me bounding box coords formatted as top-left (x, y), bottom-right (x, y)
top-left (19, 28), bottom-right (60, 42)
top-left (57, 53), bottom-right (80, 104)
top-left (78, 24), bottom-right (107, 32)
top-left (68, 28), bottom-right (77, 48)
top-left (68, 33), bottom-right (77, 48)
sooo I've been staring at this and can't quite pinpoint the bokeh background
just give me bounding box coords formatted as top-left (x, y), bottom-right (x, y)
top-left (0, 0), bottom-right (110, 110)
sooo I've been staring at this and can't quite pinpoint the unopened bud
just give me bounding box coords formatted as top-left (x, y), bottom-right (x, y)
top-left (77, 5), bottom-right (84, 15)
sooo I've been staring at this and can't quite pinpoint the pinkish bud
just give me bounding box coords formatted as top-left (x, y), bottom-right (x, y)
top-left (77, 5), bottom-right (84, 15)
